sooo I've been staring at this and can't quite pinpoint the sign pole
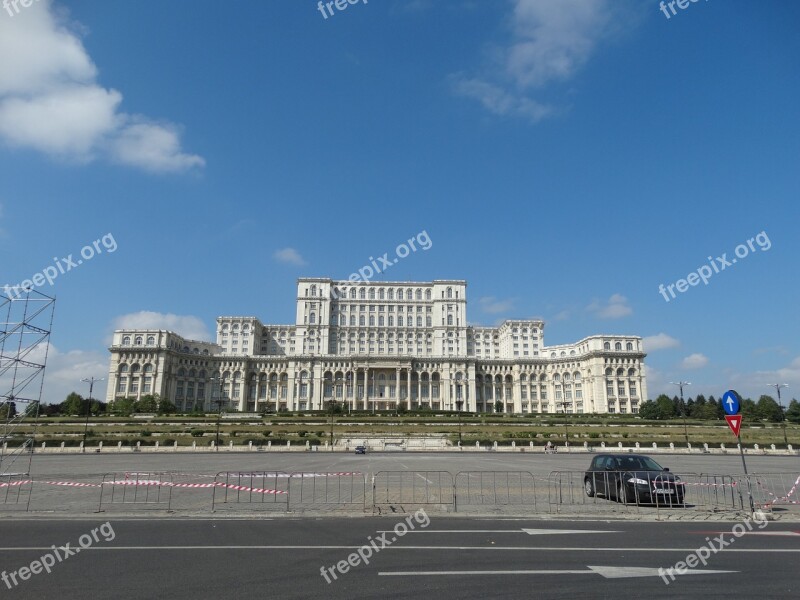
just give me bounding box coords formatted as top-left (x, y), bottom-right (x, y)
top-left (723, 390), bottom-right (755, 515)
top-left (736, 432), bottom-right (755, 514)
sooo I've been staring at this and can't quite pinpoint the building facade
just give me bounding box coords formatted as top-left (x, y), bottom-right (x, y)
top-left (106, 278), bottom-right (647, 414)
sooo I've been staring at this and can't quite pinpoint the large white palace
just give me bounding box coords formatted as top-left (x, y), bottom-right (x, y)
top-left (106, 279), bottom-right (647, 414)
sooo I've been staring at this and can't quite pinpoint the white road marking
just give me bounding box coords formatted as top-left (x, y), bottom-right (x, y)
top-left (379, 566), bottom-right (738, 579)
top-left (416, 473), bottom-right (433, 484)
top-left (374, 529), bottom-right (620, 535)
top-left (0, 546), bottom-right (796, 553)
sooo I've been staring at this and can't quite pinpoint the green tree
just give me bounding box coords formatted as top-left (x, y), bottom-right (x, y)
top-left (494, 400), bottom-right (503, 414)
top-left (756, 395), bottom-right (784, 422)
top-left (157, 398), bottom-right (177, 415)
top-left (786, 399), bottom-right (800, 424)
top-left (108, 397), bottom-right (135, 416)
top-left (0, 402), bottom-right (17, 420)
top-left (136, 394), bottom-right (159, 413)
top-left (655, 394), bottom-right (676, 420)
top-left (741, 398), bottom-right (758, 420)
top-left (692, 402), bottom-right (718, 420)
top-left (638, 400), bottom-right (659, 420)
top-left (60, 392), bottom-right (85, 415)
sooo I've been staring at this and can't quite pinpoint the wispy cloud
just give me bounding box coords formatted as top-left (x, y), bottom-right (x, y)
top-left (452, 0), bottom-right (627, 123)
top-left (478, 296), bottom-right (515, 314)
top-left (111, 311), bottom-right (211, 341)
top-left (273, 247), bottom-right (308, 267)
top-left (681, 353), bottom-right (709, 370)
top-left (587, 293), bottom-right (632, 319)
top-left (643, 333), bottom-right (680, 352)
top-left (0, 2), bottom-right (203, 173)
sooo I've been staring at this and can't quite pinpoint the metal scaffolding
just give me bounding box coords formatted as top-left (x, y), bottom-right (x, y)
top-left (0, 289), bottom-right (55, 476)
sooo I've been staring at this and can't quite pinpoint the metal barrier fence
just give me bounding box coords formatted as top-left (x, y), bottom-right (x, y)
top-left (548, 470), bottom-right (748, 514)
top-left (98, 472), bottom-right (174, 512)
top-left (4, 469), bottom-right (796, 516)
top-left (455, 471), bottom-right (537, 511)
top-left (212, 471), bottom-right (289, 512)
top-left (373, 471), bottom-right (454, 508)
top-left (0, 473), bottom-right (32, 511)
top-left (740, 473), bottom-right (800, 512)
top-left (288, 472), bottom-right (367, 511)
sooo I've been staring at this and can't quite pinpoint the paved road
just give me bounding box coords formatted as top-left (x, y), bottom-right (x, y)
top-left (20, 450), bottom-right (800, 479)
top-left (0, 517), bottom-right (797, 599)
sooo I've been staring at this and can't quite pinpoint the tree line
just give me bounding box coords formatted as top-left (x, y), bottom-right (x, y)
top-left (638, 393), bottom-right (800, 423)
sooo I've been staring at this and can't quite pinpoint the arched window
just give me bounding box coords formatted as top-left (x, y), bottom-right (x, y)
top-left (134, 336), bottom-right (143, 346)
top-left (388, 316), bottom-right (394, 326)
top-left (388, 289), bottom-right (394, 300)
top-left (144, 364), bottom-right (154, 374)
top-left (119, 364), bottom-right (129, 374)
top-left (447, 287), bottom-right (453, 299)
top-left (122, 335), bottom-right (131, 345)
top-left (369, 288), bottom-right (375, 300)
top-left (626, 342), bottom-right (633, 351)
top-left (379, 288), bottom-right (385, 299)
top-left (604, 342), bottom-right (611, 350)
top-left (359, 288), bottom-right (366, 299)
top-left (615, 342), bottom-right (622, 351)
top-left (359, 315), bottom-right (365, 326)
top-left (447, 314), bottom-right (453, 326)
top-left (309, 312), bottom-right (316, 324)
top-left (397, 289), bottom-right (403, 300)
top-left (146, 335), bottom-right (155, 345)
top-left (378, 316), bottom-right (384, 326)
top-left (416, 316), bottom-right (422, 327)
top-left (310, 285), bottom-right (317, 296)
top-left (350, 288), bottom-right (356, 299)
top-left (425, 289), bottom-right (431, 300)
top-left (415, 288), bottom-right (422, 300)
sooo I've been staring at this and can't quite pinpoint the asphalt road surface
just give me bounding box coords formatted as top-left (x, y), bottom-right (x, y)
top-left (0, 517), bottom-right (797, 599)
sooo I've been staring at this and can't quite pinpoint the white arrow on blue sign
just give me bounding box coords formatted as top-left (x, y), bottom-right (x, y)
top-left (722, 390), bottom-right (741, 415)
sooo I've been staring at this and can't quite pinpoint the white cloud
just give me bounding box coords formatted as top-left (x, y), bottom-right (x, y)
top-left (587, 293), bottom-right (632, 319)
top-left (452, 77), bottom-right (554, 123)
top-left (681, 353), bottom-right (709, 370)
top-left (0, 1), bottom-right (203, 173)
top-left (453, 0), bottom-right (623, 123)
top-left (478, 296), bottom-right (515, 314)
top-left (111, 311), bottom-right (211, 341)
top-left (643, 333), bottom-right (680, 352)
top-left (273, 248), bottom-right (307, 267)
top-left (0, 343), bottom-right (108, 405)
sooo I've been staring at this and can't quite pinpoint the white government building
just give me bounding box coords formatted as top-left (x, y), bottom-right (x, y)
top-left (106, 278), bottom-right (647, 414)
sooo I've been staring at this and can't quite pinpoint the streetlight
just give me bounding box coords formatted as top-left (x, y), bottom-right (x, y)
top-left (767, 383), bottom-right (789, 447)
top-left (455, 398), bottom-right (464, 444)
top-left (328, 399), bottom-right (337, 451)
top-left (558, 400), bottom-right (570, 450)
top-left (81, 377), bottom-right (104, 453)
top-left (670, 381), bottom-right (691, 446)
top-left (212, 375), bottom-right (224, 450)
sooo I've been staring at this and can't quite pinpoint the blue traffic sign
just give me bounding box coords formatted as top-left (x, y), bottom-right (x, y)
top-left (722, 390), bottom-right (741, 415)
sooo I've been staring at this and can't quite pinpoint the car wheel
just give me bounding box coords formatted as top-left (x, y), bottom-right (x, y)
top-left (584, 478), bottom-right (595, 498)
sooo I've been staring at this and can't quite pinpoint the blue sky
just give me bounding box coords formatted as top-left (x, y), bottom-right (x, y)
top-left (1, 0), bottom-right (798, 405)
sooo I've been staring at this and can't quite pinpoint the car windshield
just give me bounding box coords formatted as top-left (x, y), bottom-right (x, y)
top-left (616, 456), bottom-right (664, 471)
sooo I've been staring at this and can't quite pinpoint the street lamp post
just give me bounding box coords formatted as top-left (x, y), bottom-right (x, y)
top-left (455, 399), bottom-right (464, 444)
top-left (670, 381), bottom-right (691, 446)
top-left (80, 377), bottom-right (103, 453)
top-left (559, 400), bottom-right (570, 450)
top-left (768, 383), bottom-right (789, 447)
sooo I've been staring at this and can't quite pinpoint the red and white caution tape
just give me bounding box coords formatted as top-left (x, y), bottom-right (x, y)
top-left (42, 481), bottom-right (101, 488)
top-left (0, 480), bottom-right (31, 487)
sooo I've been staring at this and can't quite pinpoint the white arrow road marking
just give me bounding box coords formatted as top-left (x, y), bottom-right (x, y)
top-left (376, 529), bottom-right (620, 535)
top-left (379, 566), bottom-right (738, 579)
top-left (701, 531), bottom-right (800, 537)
